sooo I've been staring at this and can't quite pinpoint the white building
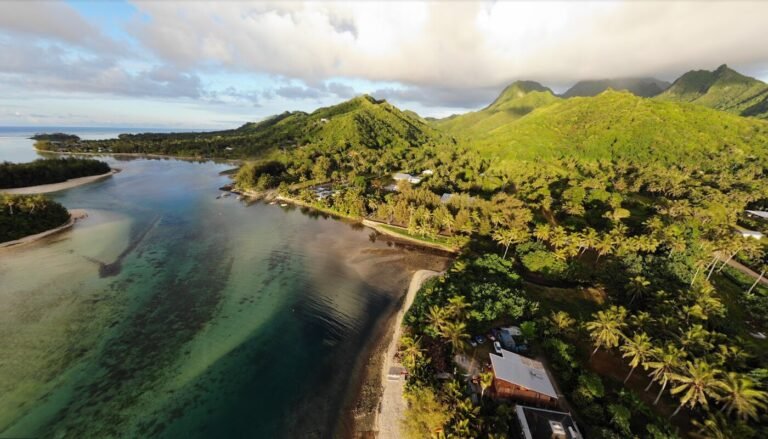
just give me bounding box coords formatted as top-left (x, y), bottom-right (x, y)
top-left (734, 226), bottom-right (764, 240)
top-left (393, 173), bottom-right (421, 184)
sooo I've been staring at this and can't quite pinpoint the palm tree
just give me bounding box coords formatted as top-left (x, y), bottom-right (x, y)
top-left (620, 332), bottom-right (653, 384)
top-left (533, 223), bottom-right (551, 242)
top-left (746, 265), bottom-right (766, 296)
top-left (492, 228), bottom-right (516, 259)
top-left (399, 336), bottom-right (424, 371)
top-left (427, 305), bottom-right (448, 335)
top-left (690, 414), bottom-right (730, 439)
top-left (670, 359), bottom-right (723, 417)
top-left (446, 295), bottom-right (470, 320)
top-left (585, 306), bottom-right (627, 357)
top-left (441, 320), bottom-right (469, 353)
top-left (548, 311), bottom-right (575, 336)
top-left (646, 344), bottom-right (684, 405)
top-left (479, 371), bottom-right (494, 401)
top-left (715, 372), bottom-right (768, 421)
top-left (626, 275), bottom-right (651, 305)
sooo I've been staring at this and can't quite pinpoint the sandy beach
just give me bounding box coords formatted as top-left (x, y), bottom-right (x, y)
top-left (374, 269), bottom-right (441, 439)
top-left (1, 169), bottom-right (118, 195)
top-left (0, 209), bottom-right (87, 249)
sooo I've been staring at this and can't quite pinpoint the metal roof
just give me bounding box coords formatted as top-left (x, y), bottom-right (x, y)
top-left (490, 349), bottom-right (558, 399)
top-left (515, 405), bottom-right (582, 439)
top-left (747, 210), bottom-right (768, 219)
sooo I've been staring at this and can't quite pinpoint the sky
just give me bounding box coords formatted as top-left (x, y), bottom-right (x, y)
top-left (1, 0), bottom-right (767, 129)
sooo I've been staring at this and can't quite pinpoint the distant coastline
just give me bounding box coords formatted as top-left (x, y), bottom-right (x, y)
top-left (34, 148), bottom-right (241, 165)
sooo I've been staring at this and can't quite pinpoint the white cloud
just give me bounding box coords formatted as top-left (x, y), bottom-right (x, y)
top-left (0, 1), bottom-right (122, 53)
top-left (130, 0), bottom-right (768, 89)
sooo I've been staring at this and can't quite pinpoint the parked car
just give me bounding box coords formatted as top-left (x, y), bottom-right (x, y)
top-left (493, 341), bottom-right (502, 354)
top-left (474, 335), bottom-right (486, 344)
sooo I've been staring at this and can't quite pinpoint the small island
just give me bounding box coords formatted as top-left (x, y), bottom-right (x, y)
top-left (0, 157), bottom-right (114, 194)
top-left (0, 194), bottom-right (76, 245)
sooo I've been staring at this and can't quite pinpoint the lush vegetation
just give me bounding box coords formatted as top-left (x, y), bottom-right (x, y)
top-left (656, 64), bottom-right (768, 119)
top-left (0, 158), bottom-right (111, 188)
top-left (470, 90), bottom-right (768, 163)
top-left (26, 64), bottom-right (768, 437)
top-left (30, 133), bottom-right (81, 142)
top-left (0, 194), bottom-right (70, 242)
top-left (432, 81), bottom-right (560, 136)
top-left (224, 88), bottom-right (768, 436)
top-left (40, 96), bottom-right (449, 159)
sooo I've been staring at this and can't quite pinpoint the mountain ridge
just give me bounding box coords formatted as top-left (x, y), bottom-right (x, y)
top-left (562, 77), bottom-right (671, 98)
top-left (432, 80), bottom-right (561, 135)
top-left (655, 64), bottom-right (768, 119)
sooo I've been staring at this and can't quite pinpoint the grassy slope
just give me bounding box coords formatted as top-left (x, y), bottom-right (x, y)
top-left (656, 65), bottom-right (768, 119)
top-left (432, 81), bottom-right (561, 135)
top-left (465, 90), bottom-right (768, 164)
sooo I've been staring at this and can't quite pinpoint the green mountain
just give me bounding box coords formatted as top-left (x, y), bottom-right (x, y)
top-left (655, 64), bottom-right (768, 119)
top-left (563, 78), bottom-right (670, 98)
top-left (468, 90), bottom-right (768, 164)
top-left (432, 81), bottom-right (560, 135)
top-left (76, 95), bottom-right (446, 158)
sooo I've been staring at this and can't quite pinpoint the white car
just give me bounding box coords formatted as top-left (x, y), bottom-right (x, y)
top-left (493, 341), bottom-right (502, 354)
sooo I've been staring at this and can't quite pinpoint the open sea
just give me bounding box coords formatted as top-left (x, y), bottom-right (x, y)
top-left (0, 128), bottom-right (449, 438)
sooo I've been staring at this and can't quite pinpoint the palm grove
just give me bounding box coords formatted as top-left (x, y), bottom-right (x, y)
top-left (1, 158), bottom-right (110, 243)
top-left (42, 67), bottom-right (768, 438)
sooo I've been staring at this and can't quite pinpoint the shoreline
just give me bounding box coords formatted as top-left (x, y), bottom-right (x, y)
top-left (0, 169), bottom-right (119, 194)
top-left (364, 269), bottom-right (441, 438)
top-left (252, 191), bottom-right (459, 254)
top-left (34, 148), bottom-right (242, 165)
top-left (362, 219), bottom-right (458, 253)
top-left (0, 209), bottom-right (87, 249)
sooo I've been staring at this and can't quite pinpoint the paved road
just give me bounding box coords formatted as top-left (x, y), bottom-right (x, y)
top-left (719, 255), bottom-right (768, 287)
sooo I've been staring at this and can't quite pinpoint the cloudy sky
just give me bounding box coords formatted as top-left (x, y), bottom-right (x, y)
top-left (1, 0), bottom-right (767, 129)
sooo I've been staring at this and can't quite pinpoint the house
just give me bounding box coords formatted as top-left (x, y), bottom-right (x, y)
top-left (393, 173), bottom-right (421, 184)
top-left (514, 405), bottom-right (582, 439)
top-left (490, 349), bottom-right (558, 405)
top-left (421, 169), bottom-right (434, 175)
top-left (734, 225), bottom-right (764, 240)
top-left (440, 193), bottom-right (454, 204)
top-left (746, 210), bottom-right (768, 221)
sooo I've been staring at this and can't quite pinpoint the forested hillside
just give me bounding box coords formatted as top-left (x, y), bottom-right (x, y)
top-left (656, 64), bottom-right (768, 119)
top-left (465, 90), bottom-right (768, 164)
top-left (45, 96), bottom-right (448, 159)
top-left (432, 81), bottom-right (560, 135)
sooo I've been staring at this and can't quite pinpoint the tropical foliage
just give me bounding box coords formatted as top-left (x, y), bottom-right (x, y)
top-left (0, 158), bottom-right (110, 188)
top-left (1, 194), bottom-right (69, 242)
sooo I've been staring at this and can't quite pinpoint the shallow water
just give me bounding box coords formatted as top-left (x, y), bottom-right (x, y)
top-left (0, 139), bottom-right (449, 438)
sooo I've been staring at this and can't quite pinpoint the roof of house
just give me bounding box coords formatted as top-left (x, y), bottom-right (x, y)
top-left (734, 225), bottom-right (764, 238)
top-left (393, 172), bottom-right (413, 180)
top-left (515, 405), bottom-right (582, 439)
top-left (747, 210), bottom-right (768, 219)
top-left (490, 349), bottom-right (558, 399)
top-left (440, 193), bottom-right (453, 203)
